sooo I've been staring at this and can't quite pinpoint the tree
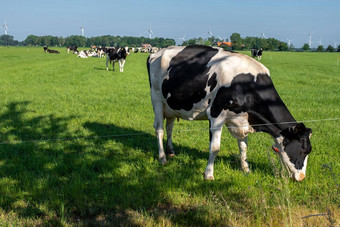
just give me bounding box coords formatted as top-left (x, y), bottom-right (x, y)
top-left (316, 45), bottom-right (323, 52)
top-left (24, 35), bottom-right (39, 46)
top-left (278, 42), bottom-right (288, 51)
top-left (0, 35), bottom-right (17, 45)
top-left (230, 33), bottom-right (243, 50)
top-left (302, 43), bottom-right (310, 51)
top-left (326, 45), bottom-right (334, 52)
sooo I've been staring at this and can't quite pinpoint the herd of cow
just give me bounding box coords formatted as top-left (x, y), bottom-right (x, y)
top-left (44, 45), bottom-right (129, 72)
top-left (44, 44), bottom-right (312, 182)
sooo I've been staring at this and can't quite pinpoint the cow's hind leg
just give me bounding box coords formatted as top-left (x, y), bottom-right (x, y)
top-left (152, 97), bottom-right (166, 164)
top-left (106, 56), bottom-right (109, 71)
top-left (112, 61), bottom-right (115, 71)
top-left (165, 117), bottom-right (175, 156)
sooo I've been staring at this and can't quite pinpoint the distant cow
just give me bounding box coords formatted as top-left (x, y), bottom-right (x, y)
top-left (43, 46), bottom-right (60, 54)
top-left (251, 48), bottom-right (263, 60)
top-left (67, 46), bottom-right (79, 54)
top-left (77, 50), bottom-right (89, 58)
top-left (147, 45), bottom-right (312, 181)
top-left (106, 47), bottom-right (128, 72)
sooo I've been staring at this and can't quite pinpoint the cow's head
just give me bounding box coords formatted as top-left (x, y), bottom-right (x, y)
top-left (276, 123), bottom-right (312, 181)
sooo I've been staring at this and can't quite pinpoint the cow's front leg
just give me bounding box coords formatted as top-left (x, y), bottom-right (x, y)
top-left (119, 59), bottom-right (125, 72)
top-left (204, 120), bottom-right (223, 180)
top-left (238, 137), bottom-right (250, 173)
top-left (165, 117), bottom-right (175, 156)
top-left (106, 57), bottom-right (109, 71)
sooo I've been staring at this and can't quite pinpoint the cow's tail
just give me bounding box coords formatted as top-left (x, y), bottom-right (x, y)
top-left (147, 55), bottom-right (152, 88)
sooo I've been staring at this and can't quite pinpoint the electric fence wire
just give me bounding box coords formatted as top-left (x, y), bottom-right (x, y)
top-left (0, 117), bottom-right (339, 145)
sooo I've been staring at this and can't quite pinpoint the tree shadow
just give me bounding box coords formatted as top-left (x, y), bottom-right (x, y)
top-left (0, 101), bottom-right (272, 225)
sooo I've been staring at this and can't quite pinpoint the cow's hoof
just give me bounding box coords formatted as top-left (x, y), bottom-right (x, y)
top-left (159, 157), bottom-right (167, 165)
top-left (203, 172), bottom-right (214, 181)
top-left (242, 168), bottom-right (251, 174)
top-left (167, 150), bottom-right (175, 158)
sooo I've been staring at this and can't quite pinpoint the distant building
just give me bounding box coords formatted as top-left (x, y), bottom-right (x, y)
top-left (216, 42), bottom-right (232, 47)
top-left (142, 43), bottom-right (152, 48)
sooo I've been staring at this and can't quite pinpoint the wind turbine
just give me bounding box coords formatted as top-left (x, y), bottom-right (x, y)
top-left (80, 27), bottom-right (84, 37)
top-left (148, 27), bottom-right (154, 39)
top-left (3, 20), bottom-right (8, 35)
top-left (261, 33), bottom-right (267, 39)
top-left (179, 34), bottom-right (186, 42)
top-left (287, 39), bottom-right (293, 47)
top-left (307, 32), bottom-right (315, 48)
top-left (334, 41), bottom-right (339, 47)
top-left (316, 39), bottom-right (323, 46)
top-left (208, 30), bottom-right (214, 37)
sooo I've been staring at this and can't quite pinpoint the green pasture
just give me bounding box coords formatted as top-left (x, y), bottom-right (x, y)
top-left (0, 46), bottom-right (339, 226)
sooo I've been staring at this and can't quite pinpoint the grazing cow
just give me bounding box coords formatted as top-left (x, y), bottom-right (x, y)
top-left (67, 46), bottom-right (79, 54)
top-left (43, 46), bottom-right (60, 54)
top-left (251, 48), bottom-right (263, 60)
top-left (106, 47), bottom-right (128, 72)
top-left (147, 45), bottom-right (312, 181)
top-left (97, 47), bottom-right (106, 58)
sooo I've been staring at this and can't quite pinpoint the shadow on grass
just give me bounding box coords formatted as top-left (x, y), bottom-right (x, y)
top-left (0, 101), bottom-right (272, 225)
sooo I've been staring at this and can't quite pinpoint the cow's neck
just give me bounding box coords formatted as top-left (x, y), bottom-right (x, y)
top-left (248, 108), bottom-right (296, 138)
top-left (246, 74), bottom-right (298, 138)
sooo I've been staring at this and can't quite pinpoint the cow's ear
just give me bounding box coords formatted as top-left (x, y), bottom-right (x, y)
top-left (306, 127), bottom-right (312, 139)
top-left (290, 123), bottom-right (306, 135)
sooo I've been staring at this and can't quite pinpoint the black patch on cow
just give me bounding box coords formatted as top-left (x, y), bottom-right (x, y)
top-left (210, 73), bottom-right (296, 137)
top-left (208, 73), bottom-right (218, 92)
top-left (162, 45), bottom-right (219, 111)
top-left (147, 56), bottom-right (151, 88)
top-left (209, 119), bottom-right (212, 142)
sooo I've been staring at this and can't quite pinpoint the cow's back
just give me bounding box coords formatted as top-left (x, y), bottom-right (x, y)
top-left (148, 45), bottom-right (270, 120)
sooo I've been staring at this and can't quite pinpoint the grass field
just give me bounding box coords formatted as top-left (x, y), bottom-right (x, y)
top-left (0, 46), bottom-right (339, 226)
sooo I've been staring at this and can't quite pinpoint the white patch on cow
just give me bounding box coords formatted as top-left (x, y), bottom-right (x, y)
top-left (206, 48), bottom-right (270, 87)
top-left (149, 46), bottom-right (185, 92)
top-left (301, 155), bottom-right (308, 175)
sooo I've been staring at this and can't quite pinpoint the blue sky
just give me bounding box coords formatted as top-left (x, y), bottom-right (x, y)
top-left (1, 0), bottom-right (339, 48)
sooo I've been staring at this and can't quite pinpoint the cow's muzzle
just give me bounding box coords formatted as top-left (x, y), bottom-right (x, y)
top-left (293, 172), bottom-right (306, 181)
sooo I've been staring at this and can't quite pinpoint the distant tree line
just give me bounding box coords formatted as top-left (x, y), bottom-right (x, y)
top-left (1, 33), bottom-right (340, 52)
top-left (0, 34), bottom-right (175, 48)
top-left (182, 32), bottom-right (340, 52)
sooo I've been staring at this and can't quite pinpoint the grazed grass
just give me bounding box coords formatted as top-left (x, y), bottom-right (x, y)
top-left (0, 47), bottom-right (339, 226)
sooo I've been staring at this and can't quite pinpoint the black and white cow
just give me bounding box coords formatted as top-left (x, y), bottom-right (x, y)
top-left (147, 45), bottom-right (312, 181)
top-left (67, 46), bottom-right (79, 54)
top-left (43, 46), bottom-right (60, 54)
top-left (106, 47), bottom-right (128, 72)
top-left (251, 48), bottom-right (263, 60)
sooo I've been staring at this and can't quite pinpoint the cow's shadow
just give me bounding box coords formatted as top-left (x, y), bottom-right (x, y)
top-left (83, 121), bottom-right (274, 177)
